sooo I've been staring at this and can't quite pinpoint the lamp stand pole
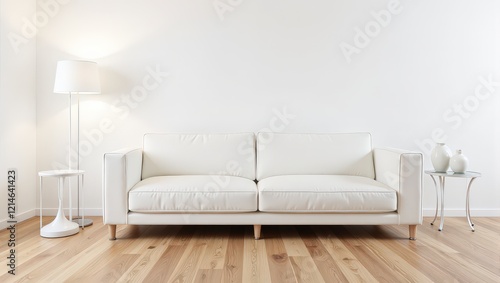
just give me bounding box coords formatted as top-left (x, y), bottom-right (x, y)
top-left (55, 60), bottom-right (100, 228)
top-left (71, 94), bottom-right (93, 227)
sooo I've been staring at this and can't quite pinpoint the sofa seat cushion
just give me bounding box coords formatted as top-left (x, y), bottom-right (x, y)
top-left (129, 175), bottom-right (258, 213)
top-left (258, 175), bottom-right (397, 213)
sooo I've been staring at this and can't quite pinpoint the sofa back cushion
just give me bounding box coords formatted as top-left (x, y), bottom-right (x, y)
top-left (256, 132), bottom-right (374, 180)
top-left (142, 133), bottom-right (256, 180)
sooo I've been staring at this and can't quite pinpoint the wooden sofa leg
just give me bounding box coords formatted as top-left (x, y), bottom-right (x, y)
top-left (109, 225), bottom-right (117, 240)
top-left (254, 225), bottom-right (262, 240)
top-left (409, 225), bottom-right (417, 240)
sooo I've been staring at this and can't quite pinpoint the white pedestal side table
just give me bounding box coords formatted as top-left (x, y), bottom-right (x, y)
top-left (425, 170), bottom-right (481, 232)
top-left (39, 170), bottom-right (85, 238)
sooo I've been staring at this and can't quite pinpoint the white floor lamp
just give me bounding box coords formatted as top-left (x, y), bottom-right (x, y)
top-left (53, 60), bottom-right (101, 227)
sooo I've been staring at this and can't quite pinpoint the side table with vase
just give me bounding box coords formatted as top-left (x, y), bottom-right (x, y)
top-left (425, 170), bottom-right (481, 232)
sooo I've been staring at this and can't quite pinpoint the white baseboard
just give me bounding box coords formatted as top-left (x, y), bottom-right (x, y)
top-left (0, 209), bottom-right (37, 230)
top-left (35, 208), bottom-right (102, 217)
top-left (423, 209), bottom-right (500, 217)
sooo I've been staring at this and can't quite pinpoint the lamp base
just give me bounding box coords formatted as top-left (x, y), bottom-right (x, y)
top-left (72, 218), bottom-right (93, 227)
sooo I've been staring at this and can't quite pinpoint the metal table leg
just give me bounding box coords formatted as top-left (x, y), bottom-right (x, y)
top-left (430, 175), bottom-right (439, 226)
top-left (438, 176), bottom-right (445, 231)
top-left (466, 177), bottom-right (477, 232)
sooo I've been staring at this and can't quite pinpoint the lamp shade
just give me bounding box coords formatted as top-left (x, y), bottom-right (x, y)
top-left (54, 60), bottom-right (101, 94)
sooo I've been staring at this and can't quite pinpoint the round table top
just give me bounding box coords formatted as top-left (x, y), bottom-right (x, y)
top-left (38, 169), bottom-right (85, 177)
top-left (424, 170), bottom-right (481, 178)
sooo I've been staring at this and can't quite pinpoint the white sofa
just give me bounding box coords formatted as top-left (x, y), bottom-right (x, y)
top-left (103, 133), bottom-right (423, 240)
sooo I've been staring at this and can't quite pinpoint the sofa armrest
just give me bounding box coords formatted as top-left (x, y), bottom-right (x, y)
top-left (373, 148), bottom-right (423, 224)
top-left (103, 148), bottom-right (143, 225)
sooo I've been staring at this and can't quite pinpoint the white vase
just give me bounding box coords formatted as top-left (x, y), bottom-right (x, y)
top-left (450, 149), bottom-right (468, 174)
top-left (431, 143), bottom-right (452, 172)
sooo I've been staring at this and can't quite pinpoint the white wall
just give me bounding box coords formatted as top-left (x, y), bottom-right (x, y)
top-left (35, 0), bottom-right (500, 216)
top-left (0, 0), bottom-right (37, 229)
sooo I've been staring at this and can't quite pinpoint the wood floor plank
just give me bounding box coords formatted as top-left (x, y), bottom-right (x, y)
top-left (385, 223), bottom-right (496, 281)
top-left (408, 243), bottom-right (498, 283)
top-left (222, 226), bottom-right (245, 283)
top-left (47, 234), bottom-right (135, 282)
top-left (118, 226), bottom-right (182, 282)
top-left (194, 269), bottom-right (223, 283)
top-left (333, 226), bottom-right (415, 282)
top-left (242, 226), bottom-right (272, 283)
top-left (312, 226), bottom-right (379, 283)
top-left (359, 226), bottom-right (453, 282)
top-left (66, 254), bottom-right (139, 282)
top-left (280, 226), bottom-right (310, 257)
top-left (141, 224), bottom-right (196, 282)
top-left (3, 218), bottom-right (110, 282)
top-left (198, 226), bottom-right (230, 270)
top-left (166, 231), bottom-right (208, 283)
top-left (169, 225), bottom-right (197, 246)
top-left (344, 226), bottom-right (434, 282)
top-left (143, 245), bottom-right (187, 282)
top-left (0, 217), bottom-right (498, 283)
top-left (119, 225), bottom-right (163, 254)
top-left (474, 217), bottom-right (500, 233)
top-left (289, 256), bottom-right (326, 283)
top-left (298, 226), bottom-right (349, 283)
top-left (264, 226), bottom-right (297, 283)
top-left (0, 231), bottom-right (65, 279)
top-left (413, 218), bottom-right (499, 277)
top-left (119, 244), bottom-right (171, 282)
top-left (439, 217), bottom-right (500, 271)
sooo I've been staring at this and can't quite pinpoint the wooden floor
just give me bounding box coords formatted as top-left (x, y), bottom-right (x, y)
top-left (0, 217), bottom-right (499, 282)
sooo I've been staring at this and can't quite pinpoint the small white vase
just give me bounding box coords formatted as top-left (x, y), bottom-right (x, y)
top-left (450, 149), bottom-right (468, 174)
top-left (431, 143), bottom-right (452, 172)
